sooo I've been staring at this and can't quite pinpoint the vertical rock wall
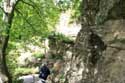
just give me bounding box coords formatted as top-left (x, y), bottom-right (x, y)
top-left (63, 0), bottom-right (125, 83)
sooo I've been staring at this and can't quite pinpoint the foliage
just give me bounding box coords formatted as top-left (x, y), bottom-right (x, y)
top-left (10, 0), bottom-right (60, 41)
top-left (70, 0), bottom-right (82, 22)
top-left (7, 38), bottom-right (47, 77)
top-left (14, 67), bottom-right (37, 76)
top-left (55, 0), bottom-right (81, 22)
top-left (6, 42), bottom-right (22, 77)
top-left (32, 52), bottom-right (45, 59)
top-left (49, 32), bottom-right (73, 42)
top-left (50, 54), bottom-right (64, 60)
top-left (13, 79), bottom-right (23, 83)
top-left (6, 52), bottom-right (19, 77)
top-left (56, 0), bottom-right (72, 11)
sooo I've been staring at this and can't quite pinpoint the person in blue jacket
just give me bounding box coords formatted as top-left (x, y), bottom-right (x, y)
top-left (39, 63), bottom-right (51, 83)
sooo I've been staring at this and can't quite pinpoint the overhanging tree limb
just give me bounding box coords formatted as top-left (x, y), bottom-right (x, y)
top-left (15, 8), bottom-right (36, 32)
top-left (15, 1), bottom-right (48, 29)
top-left (20, 0), bottom-right (44, 20)
top-left (20, 0), bottom-right (35, 8)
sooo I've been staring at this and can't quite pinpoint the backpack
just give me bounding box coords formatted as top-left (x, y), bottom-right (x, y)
top-left (39, 65), bottom-right (50, 80)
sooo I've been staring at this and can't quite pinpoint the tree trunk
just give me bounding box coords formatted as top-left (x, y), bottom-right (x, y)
top-left (0, 0), bottom-right (20, 83)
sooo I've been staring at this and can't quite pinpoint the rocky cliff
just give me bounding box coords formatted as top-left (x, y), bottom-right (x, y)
top-left (61, 0), bottom-right (125, 83)
top-left (43, 0), bottom-right (125, 83)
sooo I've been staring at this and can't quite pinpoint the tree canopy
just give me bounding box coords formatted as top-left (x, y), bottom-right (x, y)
top-left (0, 0), bottom-right (60, 42)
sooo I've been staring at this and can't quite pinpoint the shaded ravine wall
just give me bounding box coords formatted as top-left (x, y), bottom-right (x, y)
top-left (62, 0), bottom-right (125, 83)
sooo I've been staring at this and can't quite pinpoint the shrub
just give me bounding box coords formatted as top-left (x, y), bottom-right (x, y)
top-left (32, 52), bottom-right (45, 59)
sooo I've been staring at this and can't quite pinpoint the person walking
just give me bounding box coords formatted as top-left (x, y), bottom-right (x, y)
top-left (38, 63), bottom-right (51, 83)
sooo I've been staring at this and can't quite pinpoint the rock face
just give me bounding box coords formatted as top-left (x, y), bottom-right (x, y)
top-left (95, 20), bottom-right (125, 83)
top-left (46, 0), bottom-right (125, 83)
top-left (62, 0), bottom-right (125, 83)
